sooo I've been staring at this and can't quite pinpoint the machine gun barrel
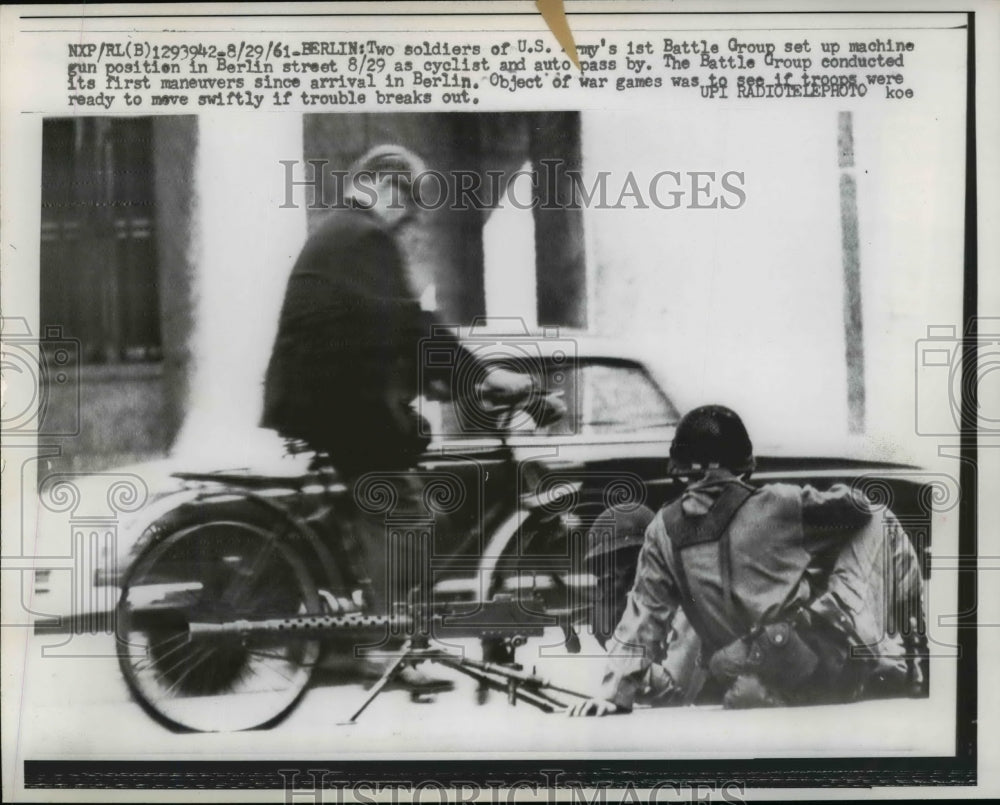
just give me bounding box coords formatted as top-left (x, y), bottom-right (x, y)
top-left (186, 595), bottom-right (550, 640)
top-left (188, 612), bottom-right (393, 636)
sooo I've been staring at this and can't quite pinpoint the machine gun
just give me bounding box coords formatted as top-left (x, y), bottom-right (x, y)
top-left (118, 568), bottom-right (591, 732)
top-left (182, 593), bottom-right (590, 723)
top-left (104, 392), bottom-right (593, 733)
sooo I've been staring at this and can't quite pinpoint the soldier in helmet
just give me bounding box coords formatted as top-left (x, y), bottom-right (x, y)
top-left (571, 404), bottom-right (925, 715)
top-left (586, 504), bottom-right (655, 649)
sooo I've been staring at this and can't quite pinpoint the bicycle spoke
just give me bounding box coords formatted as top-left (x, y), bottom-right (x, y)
top-left (249, 657), bottom-right (296, 686)
top-left (151, 641), bottom-right (211, 686)
top-left (222, 539), bottom-right (279, 609)
top-left (158, 645), bottom-right (218, 698)
top-left (244, 647), bottom-right (320, 667)
top-left (129, 632), bottom-right (191, 672)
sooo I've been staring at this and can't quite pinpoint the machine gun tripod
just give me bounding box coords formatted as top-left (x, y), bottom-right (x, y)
top-left (103, 395), bottom-right (593, 733)
top-left (342, 632), bottom-right (591, 725)
top-left (117, 555), bottom-right (592, 733)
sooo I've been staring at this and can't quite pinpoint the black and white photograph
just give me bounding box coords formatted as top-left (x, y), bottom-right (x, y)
top-left (1, 2), bottom-right (997, 801)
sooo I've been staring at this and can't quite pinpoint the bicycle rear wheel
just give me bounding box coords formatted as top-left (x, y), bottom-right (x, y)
top-left (117, 517), bottom-right (321, 732)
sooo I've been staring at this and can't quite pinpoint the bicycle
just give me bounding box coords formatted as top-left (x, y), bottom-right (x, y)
top-left (114, 399), bottom-right (592, 732)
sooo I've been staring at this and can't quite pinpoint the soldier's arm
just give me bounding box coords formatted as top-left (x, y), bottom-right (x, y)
top-left (595, 516), bottom-right (681, 711)
top-left (801, 485), bottom-right (926, 663)
top-left (800, 483), bottom-right (876, 558)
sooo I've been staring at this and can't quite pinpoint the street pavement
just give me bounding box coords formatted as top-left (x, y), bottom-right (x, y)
top-left (8, 626), bottom-right (949, 766)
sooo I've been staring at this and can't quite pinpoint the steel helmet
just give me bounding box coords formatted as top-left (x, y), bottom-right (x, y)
top-left (668, 404), bottom-right (755, 476)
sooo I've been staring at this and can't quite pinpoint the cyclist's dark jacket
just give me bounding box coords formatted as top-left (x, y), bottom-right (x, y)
top-left (262, 205), bottom-right (463, 475)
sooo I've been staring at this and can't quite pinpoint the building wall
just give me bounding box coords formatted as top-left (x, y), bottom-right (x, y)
top-left (151, 116), bottom-right (199, 457)
top-left (171, 113), bottom-right (307, 465)
top-left (39, 107), bottom-right (964, 474)
top-left (42, 365), bottom-right (170, 474)
top-left (580, 106), bottom-right (964, 460)
top-left (582, 108), bottom-right (845, 445)
top-left (39, 117), bottom-right (198, 476)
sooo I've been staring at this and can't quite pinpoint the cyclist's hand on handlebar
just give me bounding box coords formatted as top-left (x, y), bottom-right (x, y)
top-left (475, 369), bottom-right (566, 428)
top-left (533, 391), bottom-right (567, 427)
top-left (478, 367), bottom-right (534, 405)
top-left (567, 698), bottom-right (622, 717)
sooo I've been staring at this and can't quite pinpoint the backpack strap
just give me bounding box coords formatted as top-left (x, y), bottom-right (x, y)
top-left (662, 481), bottom-right (755, 653)
top-left (663, 481), bottom-right (755, 549)
top-left (667, 535), bottom-right (713, 654)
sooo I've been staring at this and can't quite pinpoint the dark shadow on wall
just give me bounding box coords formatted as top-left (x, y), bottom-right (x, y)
top-left (302, 112), bottom-right (586, 327)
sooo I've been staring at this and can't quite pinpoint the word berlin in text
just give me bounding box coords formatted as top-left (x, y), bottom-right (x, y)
top-left (279, 159), bottom-right (747, 211)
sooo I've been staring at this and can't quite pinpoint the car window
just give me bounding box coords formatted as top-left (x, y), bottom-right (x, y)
top-left (577, 362), bottom-right (679, 434)
top-left (430, 358), bottom-right (677, 440)
top-left (535, 360), bottom-right (678, 436)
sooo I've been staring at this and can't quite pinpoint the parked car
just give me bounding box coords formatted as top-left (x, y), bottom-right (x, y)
top-left (31, 331), bottom-right (932, 629)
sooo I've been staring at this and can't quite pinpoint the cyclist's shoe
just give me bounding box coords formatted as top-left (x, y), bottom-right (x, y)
top-left (360, 658), bottom-right (455, 695)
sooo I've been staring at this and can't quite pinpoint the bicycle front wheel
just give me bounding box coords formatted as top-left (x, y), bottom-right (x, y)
top-left (117, 517), bottom-right (321, 732)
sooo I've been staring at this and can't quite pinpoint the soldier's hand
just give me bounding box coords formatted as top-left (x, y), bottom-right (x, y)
top-left (567, 698), bottom-right (620, 717)
top-left (721, 674), bottom-right (786, 709)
